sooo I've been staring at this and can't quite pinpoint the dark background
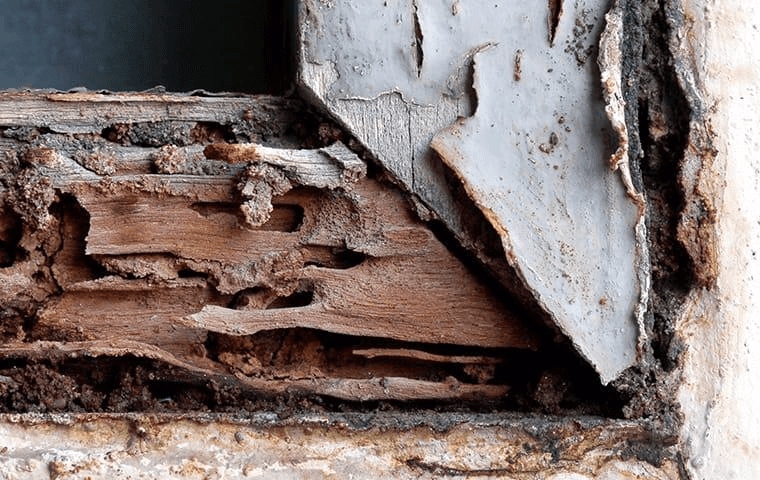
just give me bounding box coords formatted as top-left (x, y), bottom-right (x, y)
top-left (0, 0), bottom-right (293, 93)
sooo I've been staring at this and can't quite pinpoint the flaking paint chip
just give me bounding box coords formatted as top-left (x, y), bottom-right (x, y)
top-left (299, 0), bottom-right (647, 383)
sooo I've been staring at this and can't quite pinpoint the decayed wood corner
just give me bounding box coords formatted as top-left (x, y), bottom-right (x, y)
top-left (0, 91), bottom-right (550, 409)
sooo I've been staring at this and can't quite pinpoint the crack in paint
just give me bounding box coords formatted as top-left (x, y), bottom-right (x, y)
top-left (412, 0), bottom-right (424, 78)
top-left (549, 0), bottom-right (564, 46)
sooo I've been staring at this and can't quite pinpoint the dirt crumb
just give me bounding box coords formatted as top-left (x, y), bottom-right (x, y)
top-left (4, 363), bottom-right (82, 412)
top-left (152, 145), bottom-right (188, 174)
top-left (238, 163), bottom-right (293, 228)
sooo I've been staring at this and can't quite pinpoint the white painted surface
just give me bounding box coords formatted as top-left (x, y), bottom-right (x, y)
top-left (678, 0), bottom-right (760, 478)
top-left (0, 416), bottom-right (681, 479)
top-left (430, 23), bottom-right (643, 384)
top-left (300, 0), bottom-right (643, 384)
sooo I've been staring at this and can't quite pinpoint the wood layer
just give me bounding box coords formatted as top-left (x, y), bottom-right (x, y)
top-left (0, 92), bottom-right (544, 405)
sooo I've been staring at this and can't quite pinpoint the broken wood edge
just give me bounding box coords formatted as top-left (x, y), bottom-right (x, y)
top-left (352, 348), bottom-right (503, 365)
top-left (11, 91), bottom-right (290, 105)
top-left (184, 301), bottom-right (540, 350)
top-left (204, 143), bottom-right (263, 164)
top-left (234, 374), bottom-right (509, 402)
top-left (183, 304), bottom-right (432, 344)
top-left (204, 141), bottom-right (366, 187)
top-left (203, 141), bottom-right (366, 228)
top-left (0, 341), bottom-right (210, 374)
top-left (0, 91), bottom-right (303, 134)
top-left (64, 276), bottom-right (207, 292)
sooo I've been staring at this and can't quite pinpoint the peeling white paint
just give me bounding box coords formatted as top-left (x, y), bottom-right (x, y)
top-left (598, 3), bottom-right (651, 362)
top-left (430, 43), bottom-right (641, 384)
top-left (300, 0), bottom-right (644, 383)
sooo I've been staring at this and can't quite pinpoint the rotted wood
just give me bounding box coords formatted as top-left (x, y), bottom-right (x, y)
top-left (351, 348), bottom-right (503, 365)
top-left (0, 92), bottom-right (542, 403)
top-left (0, 341), bottom-right (509, 402)
top-left (0, 92), bottom-right (300, 135)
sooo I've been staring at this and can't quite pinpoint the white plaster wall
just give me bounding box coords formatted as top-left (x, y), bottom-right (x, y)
top-left (677, 0), bottom-right (760, 478)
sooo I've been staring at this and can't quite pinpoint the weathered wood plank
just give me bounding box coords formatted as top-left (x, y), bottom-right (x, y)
top-left (204, 141), bottom-right (366, 189)
top-left (0, 92), bottom-right (300, 134)
top-left (81, 193), bottom-right (302, 262)
top-left (0, 341), bottom-right (509, 402)
top-left (237, 376), bottom-right (510, 402)
top-left (36, 277), bottom-right (226, 360)
top-left (187, 251), bottom-right (541, 349)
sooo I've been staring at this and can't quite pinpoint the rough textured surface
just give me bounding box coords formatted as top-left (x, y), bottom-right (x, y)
top-left (0, 0), bottom-right (752, 476)
top-left (429, 5), bottom-right (646, 384)
top-left (673, 0), bottom-right (760, 477)
top-left (0, 413), bottom-right (683, 479)
top-left (299, 0), bottom-right (645, 384)
top-left (0, 91), bottom-right (634, 414)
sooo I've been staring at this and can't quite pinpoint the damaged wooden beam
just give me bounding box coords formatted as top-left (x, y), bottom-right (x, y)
top-left (0, 91), bottom-right (548, 408)
top-left (351, 348), bottom-right (502, 365)
top-left (0, 92), bottom-right (300, 135)
top-left (0, 341), bottom-right (509, 403)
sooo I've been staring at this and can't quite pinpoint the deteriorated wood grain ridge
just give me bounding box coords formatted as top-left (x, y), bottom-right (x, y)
top-left (0, 91), bottom-right (632, 413)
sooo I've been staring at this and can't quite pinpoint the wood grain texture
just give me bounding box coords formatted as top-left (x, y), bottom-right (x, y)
top-left (0, 91), bottom-right (543, 403)
top-left (352, 349), bottom-right (502, 365)
top-left (0, 341), bottom-right (509, 402)
top-left (0, 92), bottom-right (300, 134)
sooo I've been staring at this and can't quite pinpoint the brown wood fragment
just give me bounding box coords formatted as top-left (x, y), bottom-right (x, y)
top-left (36, 277), bottom-right (227, 360)
top-left (205, 141), bottom-right (366, 189)
top-left (0, 92), bottom-right (300, 134)
top-left (352, 348), bottom-right (503, 365)
top-left (80, 191), bottom-right (302, 263)
top-left (0, 340), bottom-right (230, 386)
top-left (187, 251), bottom-right (540, 349)
top-left (236, 376), bottom-right (510, 402)
top-left (0, 340), bottom-right (203, 369)
top-left (63, 171), bottom-right (540, 350)
top-left (0, 342), bottom-right (507, 402)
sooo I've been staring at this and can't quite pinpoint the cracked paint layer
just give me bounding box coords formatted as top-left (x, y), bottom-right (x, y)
top-left (430, 42), bottom-right (643, 383)
top-left (299, 0), bottom-right (647, 383)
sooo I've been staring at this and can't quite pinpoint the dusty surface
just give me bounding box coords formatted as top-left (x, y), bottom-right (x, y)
top-left (592, 0), bottom-right (709, 444)
top-left (294, 0), bottom-right (743, 477)
top-left (0, 413), bottom-right (684, 479)
top-left (0, 0), bottom-right (729, 474)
